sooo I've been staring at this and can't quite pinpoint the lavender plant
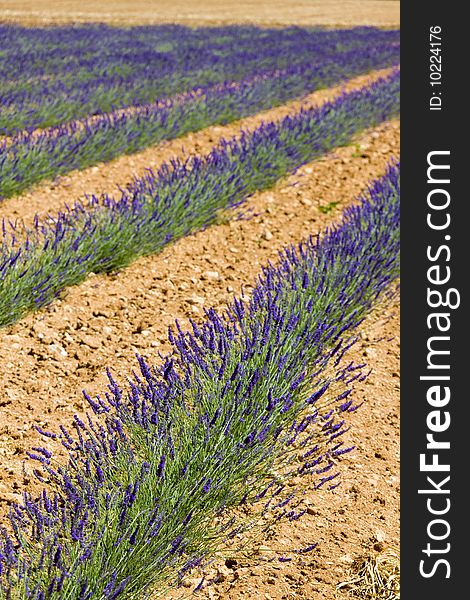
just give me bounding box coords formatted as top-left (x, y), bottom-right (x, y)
top-left (0, 42), bottom-right (399, 199)
top-left (0, 71), bottom-right (400, 328)
top-left (0, 162), bottom-right (400, 599)
top-left (0, 25), bottom-right (399, 133)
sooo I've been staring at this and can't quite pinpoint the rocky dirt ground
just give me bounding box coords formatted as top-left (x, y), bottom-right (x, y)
top-left (0, 10), bottom-right (400, 595)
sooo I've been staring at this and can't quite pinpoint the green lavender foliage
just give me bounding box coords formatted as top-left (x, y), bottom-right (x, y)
top-left (0, 25), bottom-right (399, 133)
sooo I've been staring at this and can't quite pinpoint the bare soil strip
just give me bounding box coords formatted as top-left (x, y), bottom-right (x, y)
top-left (0, 117), bottom-right (398, 507)
top-left (0, 67), bottom-right (395, 227)
top-left (0, 1), bottom-right (400, 27)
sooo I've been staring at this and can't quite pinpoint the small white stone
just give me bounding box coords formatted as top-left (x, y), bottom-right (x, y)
top-left (203, 270), bottom-right (219, 280)
top-left (49, 343), bottom-right (67, 357)
top-left (375, 530), bottom-right (386, 543)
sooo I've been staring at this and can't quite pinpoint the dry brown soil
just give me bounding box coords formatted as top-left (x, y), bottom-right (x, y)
top-left (0, 1), bottom-right (399, 27)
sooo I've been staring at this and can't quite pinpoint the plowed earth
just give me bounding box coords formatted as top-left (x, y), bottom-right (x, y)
top-left (0, 66), bottom-right (399, 599)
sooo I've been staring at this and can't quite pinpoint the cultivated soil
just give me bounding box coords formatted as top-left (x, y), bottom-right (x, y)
top-left (0, 8), bottom-right (400, 593)
top-left (0, 1), bottom-right (400, 28)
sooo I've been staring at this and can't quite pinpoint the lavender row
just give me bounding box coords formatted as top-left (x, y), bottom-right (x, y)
top-left (0, 25), bottom-right (399, 132)
top-left (0, 163), bottom-right (400, 598)
top-left (0, 71), bottom-right (400, 328)
top-left (0, 24), bottom-right (398, 80)
top-left (0, 45), bottom-right (400, 200)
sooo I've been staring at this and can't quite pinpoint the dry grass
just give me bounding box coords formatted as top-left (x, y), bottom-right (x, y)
top-left (336, 547), bottom-right (400, 599)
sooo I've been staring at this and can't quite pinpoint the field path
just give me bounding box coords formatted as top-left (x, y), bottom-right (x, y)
top-left (0, 67), bottom-right (395, 227)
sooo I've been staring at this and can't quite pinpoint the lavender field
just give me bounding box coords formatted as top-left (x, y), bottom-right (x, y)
top-left (0, 20), bottom-right (400, 600)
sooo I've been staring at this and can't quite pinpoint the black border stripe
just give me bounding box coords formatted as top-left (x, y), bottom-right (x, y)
top-left (401, 5), bottom-right (465, 597)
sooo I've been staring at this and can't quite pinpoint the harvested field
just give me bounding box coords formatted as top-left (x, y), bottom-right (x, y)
top-left (0, 1), bottom-right (400, 27)
top-left (0, 11), bottom-right (400, 600)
